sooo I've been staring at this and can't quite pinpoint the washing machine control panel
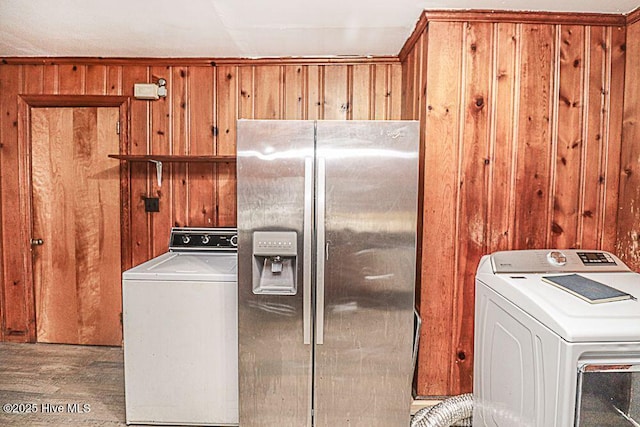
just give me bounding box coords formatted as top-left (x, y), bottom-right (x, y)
top-left (576, 251), bottom-right (616, 265)
top-left (169, 227), bottom-right (238, 251)
top-left (490, 249), bottom-right (629, 273)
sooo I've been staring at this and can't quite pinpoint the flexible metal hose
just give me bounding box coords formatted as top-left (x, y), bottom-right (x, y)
top-left (411, 393), bottom-right (473, 427)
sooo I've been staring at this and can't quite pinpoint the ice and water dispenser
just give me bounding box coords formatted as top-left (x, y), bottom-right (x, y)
top-left (252, 231), bottom-right (297, 295)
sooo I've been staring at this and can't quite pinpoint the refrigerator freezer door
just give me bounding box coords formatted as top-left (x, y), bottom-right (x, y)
top-left (237, 120), bottom-right (314, 427)
top-left (313, 120), bottom-right (419, 427)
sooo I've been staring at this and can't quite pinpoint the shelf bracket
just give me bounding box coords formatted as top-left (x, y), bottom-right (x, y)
top-left (149, 160), bottom-right (163, 187)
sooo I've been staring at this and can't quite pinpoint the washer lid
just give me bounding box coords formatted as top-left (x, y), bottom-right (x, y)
top-left (123, 252), bottom-right (237, 282)
top-left (477, 251), bottom-right (640, 343)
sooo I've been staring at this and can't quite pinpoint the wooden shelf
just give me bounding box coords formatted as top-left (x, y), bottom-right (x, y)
top-left (108, 154), bottom-right (235, 187)
top-left (108, 154), bottom-right (236, 163)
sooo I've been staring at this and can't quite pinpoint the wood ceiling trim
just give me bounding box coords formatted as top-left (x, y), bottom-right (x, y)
top-left (628, 7), bottom-right (640, 25)
top-left (398, 9), bottom-right (627, 62)
top-left (0, 56), bottom-right (399, 67)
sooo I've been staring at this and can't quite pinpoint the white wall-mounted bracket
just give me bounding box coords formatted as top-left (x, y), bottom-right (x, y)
top-left (149, 160), bottom-right (163, 187)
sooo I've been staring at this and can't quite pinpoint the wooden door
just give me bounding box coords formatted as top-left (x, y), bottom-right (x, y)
top-left (30, 107), bottom-right (122, 346)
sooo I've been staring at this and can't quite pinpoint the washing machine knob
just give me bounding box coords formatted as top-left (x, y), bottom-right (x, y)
top-left (201, 235), bottom-right (210, 244)
top-left (230, 235), bottom-right (238, 247)
top-left (547, 251), bottom-right (567, 266)
top-left (182, 235), bottom-right (191, 244)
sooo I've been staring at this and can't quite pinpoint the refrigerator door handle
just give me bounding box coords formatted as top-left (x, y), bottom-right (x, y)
top-left (303, 157), bottom-right (313, 345)
top-left (316, 157), bottom-right (326, 345)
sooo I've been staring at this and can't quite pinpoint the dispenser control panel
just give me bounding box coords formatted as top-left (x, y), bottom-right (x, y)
top-left (253, 231), bottom-right (297, 256)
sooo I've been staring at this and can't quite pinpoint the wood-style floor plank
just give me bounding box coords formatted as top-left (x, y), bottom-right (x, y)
top-left (0, 342), bottom-right (126, 426)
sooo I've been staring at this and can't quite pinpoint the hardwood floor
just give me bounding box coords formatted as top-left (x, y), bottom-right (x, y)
top-left (0, 342), bottom-right (426, 426)
top-left (0, 342), bottom-right (126, 426)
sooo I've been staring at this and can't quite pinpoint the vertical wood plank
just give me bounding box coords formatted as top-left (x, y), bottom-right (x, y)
top-left (487, 23), bottom-right (519, 252)
top-left (58, 65), bottom-right (84, 95)
top-left (373, 64), bottom-right (389, 120)
top-left (307, 65), bottom-right (322, 120)
top-left (551, 25), bottom-right (585, 249)
top-left (171, 66), bottom-right (188, 231)
top-left (150, 66), bottom-right (173, 255)
top-left (42, 65), bottom-right (58, 93)
top-left (238, 66), bottom-right (254, 119)
top-left (23, 65), bottom-right (44, 94)
top-left (216, 66), bottom-right (238, 154)
top-left (581, 26), bottom-right (607, 249)
top-left (216, 66), bottom-right (238, 226)
top-left (351, 64), bottom-right (372, 120)
top-left (513, 24), bottom-right (555, 249)
top-left (0, 65), bottom-right (29, 340)
top-left (618, 19), bottom-right (639, 265)
top-left (389, 64), bottom-right (403, 120)
top-left (253, 66), bottom-right (282, 119)
top-left (106, 66), bottom-right (122, 96)
top-left (401, 46), bottom-right (416, 120)
top-left (603, 26), bottom-right (624, 252)
top-left (283, 65), bottom-right (305, 119)
top-left (121, 66), bottom-right (151, 266)
top-left (451, 21), bottom-right (493, 394)
top-left (323, 66), bottom-right (348, 120)
top-left (85, 65), bottom-right (107, 95)
top-left (188, 66), bottom-right (216, 227)
top-left (417, 21), bottom-right (464, 396)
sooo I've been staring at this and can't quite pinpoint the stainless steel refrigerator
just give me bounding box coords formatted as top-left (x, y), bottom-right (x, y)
top-left (236, 120), bottom-right (419, 427)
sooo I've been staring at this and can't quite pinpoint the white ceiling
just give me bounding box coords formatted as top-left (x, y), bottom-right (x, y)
top-left (0, 0), bottom-right (637, 58)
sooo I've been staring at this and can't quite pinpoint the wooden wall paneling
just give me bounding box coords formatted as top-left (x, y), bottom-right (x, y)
top-left (401, 44), bottom-right (415, 120)
top-left (283, 65), bottom-right (305, 119)
top-left (451, 21), bottom-right (493, 394)
top-left (253, 66), bottom-right (283, 119)
top-left (216, 65), bottom-right (238, 226)
top-left (351, 64), bottom-right (372, 119)
top-left (58, 64), bottom-right (84, 95)
top-left (323, 66), bottom-right (349, 120)
top-left (487, 23), bottom-right (519, 252)
top-left (188, 66), bottom-right (216, 227)
top-left (389, 64), bottom-right (403, 120)
top-left (618, 20), bottom-right (640, 268)
top-left (513, 24), bottom-right (556, 248)
top-left (238, 66), bottom-right (255, 119)
top-left (307, 65), bottom-right (322, 120)
top-left (0, 65), bottom-right (30, 341)
top-left (107, 66), bottom-right (122, 96)
top-left (602, 26), bottom-right (625, 252)
top-left (373, 64), bottom-right (389, 120)
top-left (417, 21), bottom-right (464, 396)
top-left (413, 31), bottom-right (429, 318)
top-left (216, 66), bottom-right (238, 151)
top-left (41, 65), bottom-right (58, 94)
top-left (85, 65), bottom-right (108, 95)
top-left (581, 26), bottom-right (609, 249)
top-left (551, 25), bottom-right (585, 249)
top-left (23, 65), bottom-right (44, 94)
top-left (150, 66), bottom-right (173, 255)
top-left (171, 66), bottom-right (188, 233)
top-left (121, 66), bottom-right (151, 266)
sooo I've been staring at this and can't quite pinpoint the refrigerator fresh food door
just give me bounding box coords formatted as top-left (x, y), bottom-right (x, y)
top-left (313, 121), bottom-right (419, 426)
top-left (237, 120), bottom-right (314, 427)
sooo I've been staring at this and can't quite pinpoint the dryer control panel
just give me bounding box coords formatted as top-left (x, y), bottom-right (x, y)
top-left (169, 227), bottom-right (237, 251)
top-left (490, 249), bottom-right (630, 274)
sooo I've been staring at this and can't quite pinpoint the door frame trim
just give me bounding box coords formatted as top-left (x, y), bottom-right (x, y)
top-left (17, 95), bottom-right (130, 342)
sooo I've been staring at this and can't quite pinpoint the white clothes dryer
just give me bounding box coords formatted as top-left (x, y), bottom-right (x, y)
top-left (123, 227), bottom-right (238, 426)
top-left (474, 249), bottom-right (640, 427)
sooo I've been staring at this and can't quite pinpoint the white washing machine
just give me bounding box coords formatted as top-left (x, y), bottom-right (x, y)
top-left (474, 249), bottom-right (640, 427)
top-left (122, 227), bottom-right (238, 426)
